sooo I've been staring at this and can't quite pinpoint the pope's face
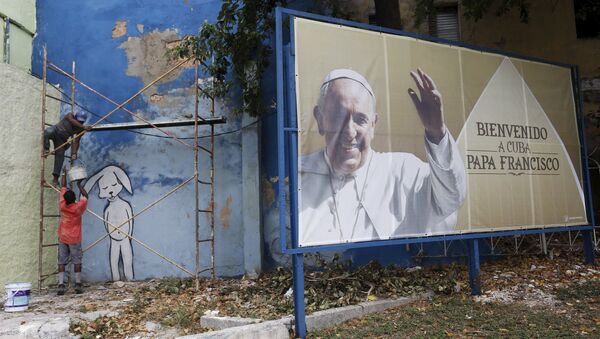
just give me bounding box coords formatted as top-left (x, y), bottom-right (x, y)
top-left (315, 79), bottom-right (377, 175)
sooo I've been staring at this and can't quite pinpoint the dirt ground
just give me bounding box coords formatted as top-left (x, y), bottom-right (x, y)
top-left (2, 252), bottom-right (599, 338)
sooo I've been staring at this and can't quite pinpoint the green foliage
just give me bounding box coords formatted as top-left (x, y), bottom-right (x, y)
top-left (171, 0), bottom-right (283, 117)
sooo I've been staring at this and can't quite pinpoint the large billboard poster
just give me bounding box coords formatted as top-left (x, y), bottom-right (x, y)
top-left (294, 17), bottom-right (587, 247)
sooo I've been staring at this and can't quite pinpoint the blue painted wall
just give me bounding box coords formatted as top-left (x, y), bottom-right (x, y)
top-left (33, 0), bottom-right (248, 281)
top-left (33, 0), bottom-right (474, 280)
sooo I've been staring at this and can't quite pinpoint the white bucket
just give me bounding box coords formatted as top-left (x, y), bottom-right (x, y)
top-left (4, 282), bottom-right (32, 312)
top-left (68, 165), bottom-right (88, 182)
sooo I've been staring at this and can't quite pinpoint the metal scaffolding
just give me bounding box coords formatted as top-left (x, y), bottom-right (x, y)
top-left (38, 47), bottom-right (225, 291)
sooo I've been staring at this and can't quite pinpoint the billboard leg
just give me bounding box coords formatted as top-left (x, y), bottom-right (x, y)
top-left (293, 253), bottom-right (307, 338)
top-left (468, 239), bottom-right (481, 295)
top-left (583, 230), bottom-right (595, 265)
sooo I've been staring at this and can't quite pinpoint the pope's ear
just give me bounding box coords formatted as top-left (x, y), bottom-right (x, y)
top-left (314, 106), bottom-right (325, 135)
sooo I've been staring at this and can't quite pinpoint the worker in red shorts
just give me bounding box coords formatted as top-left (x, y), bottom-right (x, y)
top-left (57, 171), bottom-right (88, 295)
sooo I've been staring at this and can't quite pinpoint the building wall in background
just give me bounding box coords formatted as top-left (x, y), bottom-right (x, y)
top-left (0, 0), bottom-right (35, 71)
top-left (32, 0), bottom-right (261, 282)
top-left (0, 63), bottom-right (59, 288)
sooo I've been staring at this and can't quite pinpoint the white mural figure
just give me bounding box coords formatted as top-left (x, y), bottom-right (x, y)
top-left (84, 166), bottom-right (134, 281)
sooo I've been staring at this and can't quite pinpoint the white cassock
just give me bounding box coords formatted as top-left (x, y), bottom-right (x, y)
top-left (299, 131), bottom-right (466, 247)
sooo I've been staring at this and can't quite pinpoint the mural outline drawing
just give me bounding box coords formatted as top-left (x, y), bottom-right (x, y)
top-left (84, 165), bottom-right (135, 281)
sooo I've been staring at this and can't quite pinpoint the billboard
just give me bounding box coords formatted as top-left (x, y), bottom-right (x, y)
top-left (293, 17), bottom-right (587, 247)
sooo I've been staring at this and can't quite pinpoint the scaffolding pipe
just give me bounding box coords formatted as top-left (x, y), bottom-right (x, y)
top-left (194, 62), bottom-right (200, 289)
top-left (83, 176), bottom-right (195, 252)
top-left (90, 118), bottom-right (226, 131)
top-left (46, 59), bottom-right (195, 152)
top-left (45, 183), bottom-right (196, 277)
top-left (38, 52), bottom-right (220, 289)
top-left (37, 47), bottom-right (48, 292)
top-left (210, 91), bottom-right (216, 279)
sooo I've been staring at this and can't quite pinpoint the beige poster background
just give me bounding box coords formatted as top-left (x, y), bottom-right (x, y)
top-left (295, 17), bottom-right (587, 242)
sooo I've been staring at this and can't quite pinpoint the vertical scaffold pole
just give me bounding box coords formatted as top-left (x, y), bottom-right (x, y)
top-left (38, 46), bottom-right (48, 292)
top-left (194, 62), bottom-right (200, 289)
top-left (69, 61), bottom-right (76, 188)
top-left (210, 94), bottom-right (215, 279)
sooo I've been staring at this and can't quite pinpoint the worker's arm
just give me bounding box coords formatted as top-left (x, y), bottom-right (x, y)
top-left (61, 169), bottom-right (67, 188)
top-left (71, 137), bottom-right (80, 160)
top-left (77, 181), bottom-right (88, 199)
top-left (65, 112), bottom-right (92, 131)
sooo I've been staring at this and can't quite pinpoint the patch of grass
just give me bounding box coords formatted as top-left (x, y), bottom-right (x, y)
top-left (312, 296), bottom-right (600, 338)
top-left (162, 306), bottom-right (193, 328)
top-left (157, 277), bottom-right (194, 294)
top-left (556, 282), bottom-right (600, 301)
top-left (130, 292), bottom-right (151, 313)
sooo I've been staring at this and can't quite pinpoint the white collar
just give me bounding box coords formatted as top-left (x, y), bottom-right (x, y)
top-left (323, 147), bottom-right (373, 180)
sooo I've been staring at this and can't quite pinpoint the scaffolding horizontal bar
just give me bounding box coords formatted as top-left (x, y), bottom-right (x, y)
top-left (198, 209), bottom-right (213, 213)
top-left (43, 214), bottom-right (60, 218)
top-left (198, 180), bottom-right (212, 185)
top-left (90, 118), bottom-right (226, 131)
top-left (198, 145), bottom-right (213, 154)
top-left (42, 243), bottom-right (58, 247)
top-left (198, 267), bottom-right (214, 274)
top-left (198, 238), bottom-right (213, 243)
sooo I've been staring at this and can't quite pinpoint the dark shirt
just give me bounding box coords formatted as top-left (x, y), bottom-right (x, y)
top-left (55, 117), bottom-right (84, 136)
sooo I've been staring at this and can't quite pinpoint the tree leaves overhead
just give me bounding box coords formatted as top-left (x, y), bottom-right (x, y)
top-left (170, 0), bottom-right (282, 117)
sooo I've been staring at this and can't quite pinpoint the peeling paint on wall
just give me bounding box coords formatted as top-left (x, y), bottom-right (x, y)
top-left (149, 93), bottom-right (163, 103)
top-left (112, 20), bottom-right (127, 38)
top-left (220, 195), bottom-right (232, 230)
top-left (119, 29), bottom-right (192, 92)
top-left (261, 176), bottom-right (275, 209)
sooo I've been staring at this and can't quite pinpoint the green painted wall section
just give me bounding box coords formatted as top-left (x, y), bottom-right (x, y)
top-left (0, 63), bottom-right (59, 289)
top-left (0, 0), bottom-right (35, 71)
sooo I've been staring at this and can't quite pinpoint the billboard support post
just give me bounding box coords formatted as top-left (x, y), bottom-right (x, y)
top-left (573, 65), bottom-right (596, 266)
top-left (292, 254), bottom-right (307, 338)
top-left (468, 239), bottom-right (481, 295)
top-left (583, 231), bottom-right (595, 264)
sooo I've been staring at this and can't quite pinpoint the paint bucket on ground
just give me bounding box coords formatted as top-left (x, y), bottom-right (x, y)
top-left (68, 163), bottom-right (88, 182)
top-left (4, 282), bottom-right (32, 312)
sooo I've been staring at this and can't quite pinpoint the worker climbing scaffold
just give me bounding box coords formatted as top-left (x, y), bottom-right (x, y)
top-left (43, 111), bottom-right (92, 186)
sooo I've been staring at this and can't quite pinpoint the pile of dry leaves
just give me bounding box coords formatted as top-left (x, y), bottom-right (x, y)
top-left (70, 253), bottom-right (599, 338)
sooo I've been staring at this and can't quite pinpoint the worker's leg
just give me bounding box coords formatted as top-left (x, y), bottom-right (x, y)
top-left (52, 148), bottom-right (65, 186)
top-left (71, 243), bottom-right (83, 294)
top-left (43, 127), bottom-right (54, 153)
top-left (51, 132), bottom-right (70, 186)
top-left (57, 242), bottom-right (69, 295)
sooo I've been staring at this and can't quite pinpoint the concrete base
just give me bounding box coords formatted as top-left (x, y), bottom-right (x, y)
top-left (0, 315), bottom-right (74, 339)
top-left (179, 293), bottom-right (432, 338)
top-left (200, 315), bottom-right (263, 330)
top-left (179, 317), bottom-right (293, 339)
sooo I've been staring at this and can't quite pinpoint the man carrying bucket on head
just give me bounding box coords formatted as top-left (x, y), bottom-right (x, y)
top-left (57, 170), bottom-right (88, 295)
top-left (43, 111), bottom-right (92, 186)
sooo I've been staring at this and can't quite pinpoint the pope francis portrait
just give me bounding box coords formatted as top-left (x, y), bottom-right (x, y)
top-left (299, 68), bottom-right (467, 247)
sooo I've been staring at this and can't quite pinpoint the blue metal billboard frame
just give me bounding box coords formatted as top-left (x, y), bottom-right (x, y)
top-left (275, 7), bottom-right (596, 338)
